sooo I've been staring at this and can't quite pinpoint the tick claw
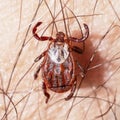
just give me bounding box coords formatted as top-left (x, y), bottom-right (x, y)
top-left (34, 74), bottom-right (38, 80)
top-left (80, 72), bottom-right (85, 78)
top-left (65, 94), bottom-right (73, 101)
top-left (45, 97), bottom-right (50, 103)
top-left (36, 22), bottom-right (42, 26)
top-left (83, 23), bottom-right (88, 29)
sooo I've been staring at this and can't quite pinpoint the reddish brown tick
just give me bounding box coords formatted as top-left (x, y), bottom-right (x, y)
top-left (32, 22), bottom-right (89, 103)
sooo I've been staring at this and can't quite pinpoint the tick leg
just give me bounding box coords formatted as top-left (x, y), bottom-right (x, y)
top-left (34, 51), bottom-right (47, 79)
top-left (34, 50), bottom-right (47, 62)
top-left (69, 24), bottom-right (89, 42)
top-left (65, 79), bottom-right (77, 101)
top-left (32, 22), bottom-right (53, 41)
top-left (42, 82), bottom-right (50, 103)
top-left (72, 46), bottom-right (84, 54)
top-left (34, 66), bottom-right (41, 80)
top-left (77, 61), bottom-right (85, 78)
top-left (34, 61), bottom-right (45, 79)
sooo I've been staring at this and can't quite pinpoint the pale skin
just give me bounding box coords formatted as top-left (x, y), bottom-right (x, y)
top-left (0, 0), bottom-right (120, 120)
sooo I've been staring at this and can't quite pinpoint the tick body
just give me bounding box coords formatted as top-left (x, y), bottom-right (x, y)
top-left (33, 22), bottom-right (89, 103)
top-left (43, 42), bottom-right (75, 93)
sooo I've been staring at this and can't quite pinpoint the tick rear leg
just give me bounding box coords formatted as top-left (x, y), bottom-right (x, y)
top-left (65, 79), bottom-right (77, 101)
top-left (42, 82), bottom-right (50, 103)
top-left (77, 61), bottom-right (85, 78)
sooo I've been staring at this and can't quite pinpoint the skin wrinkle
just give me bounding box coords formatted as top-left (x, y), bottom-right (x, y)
top-left (0, 0), bottom-right (120, 120)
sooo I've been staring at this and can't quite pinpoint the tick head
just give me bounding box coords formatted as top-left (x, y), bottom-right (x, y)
top-left (56, 32), bottom-right (65, 42)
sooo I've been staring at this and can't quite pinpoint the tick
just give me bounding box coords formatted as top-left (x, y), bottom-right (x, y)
top-left (32, 22), bottom-right (89, 103)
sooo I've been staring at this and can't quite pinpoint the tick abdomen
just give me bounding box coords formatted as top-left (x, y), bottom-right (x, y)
top-left (43, 55), bottom-right (73, 93)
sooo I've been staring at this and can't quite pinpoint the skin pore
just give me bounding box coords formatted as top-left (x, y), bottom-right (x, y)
top-left (0, 0), bottom-right (120, 120)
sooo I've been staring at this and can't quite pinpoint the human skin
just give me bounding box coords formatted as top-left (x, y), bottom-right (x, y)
top-left (0, 0), bottom-right (120, 120)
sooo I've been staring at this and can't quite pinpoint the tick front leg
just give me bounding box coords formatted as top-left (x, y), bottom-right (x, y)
top-left (65, 78), bottom-right (77, 101)
top-left (32, 22), bottom-right (53, 41)
top-left (42, 82), bottom-right (50, 103)
top-left (69, 24), bottom-right (89, 42)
